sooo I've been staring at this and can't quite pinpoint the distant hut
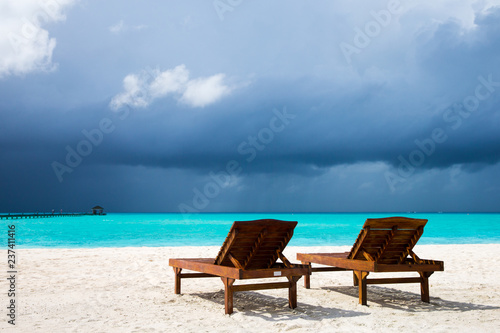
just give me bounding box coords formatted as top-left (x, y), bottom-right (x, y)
top-left (91, 205), bottom-right (104, 215)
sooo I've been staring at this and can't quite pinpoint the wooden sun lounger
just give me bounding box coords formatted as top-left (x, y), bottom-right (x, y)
top-left (169, 219), bottom-right (310, 314)
top-left (297, 217), bottom-right (444, 305)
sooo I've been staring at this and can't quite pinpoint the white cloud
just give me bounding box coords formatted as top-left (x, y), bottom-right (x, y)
top-left (0, 0), bottom-right (76, 78)
top-left (110, 65), bottom-right (234, 110)
top-left (109, 73), bottom-right (150, 110)
top-left (180, 74), bottom-right (231, 107)
top-left (109, 20), bottom-right (147, 34)
top-left (109, 20), bottom-right (125, 34)
top-left (150, 65), bottom-right (189, 97)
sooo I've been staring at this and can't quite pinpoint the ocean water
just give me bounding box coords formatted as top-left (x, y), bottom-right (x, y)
top-left (6, 212), bottom-right (500, 248)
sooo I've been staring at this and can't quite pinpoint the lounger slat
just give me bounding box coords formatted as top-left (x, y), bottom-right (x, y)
top-left (363, 217), bottom-right (427, 229)
top-left (363, 234), bottom-right (414, 242)
top-left (216, 220), bottom-right (296, 268)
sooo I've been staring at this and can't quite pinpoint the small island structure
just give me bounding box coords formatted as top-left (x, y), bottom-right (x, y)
top-left (91, 205), bottom-right (105, 215)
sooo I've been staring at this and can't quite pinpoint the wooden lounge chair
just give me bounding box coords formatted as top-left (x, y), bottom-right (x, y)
top-left (297, 217), bottom-right (444, 305)
top-left (169, 219), bottom-right (310, 314)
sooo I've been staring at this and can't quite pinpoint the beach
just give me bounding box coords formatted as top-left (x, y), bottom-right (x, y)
top-left (3, 244), bottom-right (500, 332)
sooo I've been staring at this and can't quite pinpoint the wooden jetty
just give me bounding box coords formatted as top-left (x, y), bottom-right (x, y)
top-left (0, 212), bottom-right (101, 220)
top-left (1, 205), bottom-right (106, 220)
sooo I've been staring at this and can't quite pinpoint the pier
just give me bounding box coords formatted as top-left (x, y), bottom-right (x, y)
top-left (1, 205), bottom-right (106, 220)
top-left (0, 212), bottom-right (105, 220)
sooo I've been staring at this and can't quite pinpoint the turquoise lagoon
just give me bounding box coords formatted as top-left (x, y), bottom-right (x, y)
top-left (6, 212), bottom-right (500, 248)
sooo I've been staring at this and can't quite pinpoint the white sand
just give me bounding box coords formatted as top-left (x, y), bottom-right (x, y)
top-left (2, 244), bottom-right (499, 332)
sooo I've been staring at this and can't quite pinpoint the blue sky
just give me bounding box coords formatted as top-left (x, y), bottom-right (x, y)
top-left (1, 0), bottom-right (499, 213)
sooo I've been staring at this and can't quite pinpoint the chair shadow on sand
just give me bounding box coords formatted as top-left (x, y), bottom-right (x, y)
top-left (192, 290), bottom-right (368, 321)
top-left (321, 286), bottom-right (500, 312)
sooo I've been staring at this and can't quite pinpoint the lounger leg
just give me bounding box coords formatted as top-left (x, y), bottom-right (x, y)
top-left (173, 267), bottom-right (182, 294)
top-left (221, 277), bottom-right (235, 315)
top-left (287, 276), bottom-right (300, 309)
top-left (355, 271), bottom-right (369, 305)
top-left (301, 261), bottom-right (311, 289)
top-left (419, 271), bottom-right (433, 303)
top-left (353, 271), bottom-right (359, 286)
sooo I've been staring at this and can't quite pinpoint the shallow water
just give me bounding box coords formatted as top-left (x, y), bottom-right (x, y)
top-left (7, 212), bottom-right (500, 248)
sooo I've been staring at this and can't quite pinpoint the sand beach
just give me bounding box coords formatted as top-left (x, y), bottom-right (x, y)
top-left (2, 244), bottom-right (499, 332)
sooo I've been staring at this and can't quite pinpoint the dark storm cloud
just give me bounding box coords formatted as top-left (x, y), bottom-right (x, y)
top-left (3, 72), bottom-right (499, 183)
top-left (1, 2), bottom-right (500, 212)
top-left (59, 7), bottom-right (500, 176)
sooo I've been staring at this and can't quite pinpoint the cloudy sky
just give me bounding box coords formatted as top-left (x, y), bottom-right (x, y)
top-left (1, 0), bottom-right (499, 213)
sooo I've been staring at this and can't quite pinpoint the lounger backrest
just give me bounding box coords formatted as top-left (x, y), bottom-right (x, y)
top-left (347, 217), bottom-right (428, 265)
top-left (214, 219), bottom-right (297, 270)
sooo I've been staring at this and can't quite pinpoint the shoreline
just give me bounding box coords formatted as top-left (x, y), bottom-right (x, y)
top-left (5, 244), bottom-right (500, 332)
